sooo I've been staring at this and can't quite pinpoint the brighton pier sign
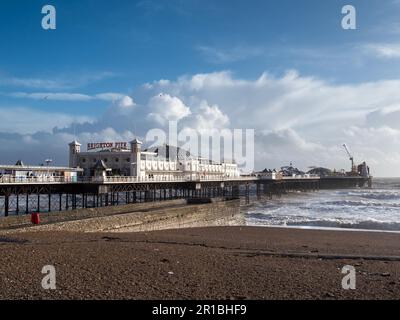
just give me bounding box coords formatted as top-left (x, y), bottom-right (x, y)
top-left (87, 142), bottom-right (128, 151)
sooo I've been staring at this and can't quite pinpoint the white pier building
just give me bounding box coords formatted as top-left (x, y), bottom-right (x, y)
top-left (69, 139), bottom-right (240, 180)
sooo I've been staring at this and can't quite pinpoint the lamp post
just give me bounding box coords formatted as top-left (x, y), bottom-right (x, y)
top-left (45, 159), bottom-right (53, 179)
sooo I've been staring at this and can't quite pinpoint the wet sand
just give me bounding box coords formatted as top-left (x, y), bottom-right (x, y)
top-left (0, 226), bottom-right (400, 300)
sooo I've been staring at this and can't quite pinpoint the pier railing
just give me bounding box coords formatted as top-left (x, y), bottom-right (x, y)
top-left (0, 174), bottom-right (255, 185)
top-left (0, 176), bottom-right (81, 184)
top-left (0, 174), bottom-right (319, 185)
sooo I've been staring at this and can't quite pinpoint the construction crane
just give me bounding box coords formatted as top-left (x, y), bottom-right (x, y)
top-left (342, 144), bottom-right (356, 174)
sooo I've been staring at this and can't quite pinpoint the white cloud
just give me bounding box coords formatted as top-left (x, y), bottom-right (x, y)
top-left (78, 127), bottom-right (136, 143)
top-left (8, 91), bottom-right (135, 106)
top-left (0, 107), bottom-right (91, 134)
top-left (3, 70), bottom-right (400, 176)
top-left (145, 70), bottom-right (400, 132)
top-left (143, 71), bottom-right (400, 176)
top-left (196, 45), bottom-right (265, 63)
top-left (117, 95), bottom-right (136, 108)
top-left (10, 92), bottom-right (93, 101)
top-left (0, 71), bottom-right (116, 90)
top-left (147, 93), bottom-right (191, 125)
top-left (193, 101), bottom-right (229, 130)
top-left (365, 43), bottom-right (400, 58)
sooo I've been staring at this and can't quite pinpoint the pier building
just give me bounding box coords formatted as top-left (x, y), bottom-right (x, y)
top-left (0, 161), bottom-right (82, 183)
top-left (69, 139), bottom-right (240, 180)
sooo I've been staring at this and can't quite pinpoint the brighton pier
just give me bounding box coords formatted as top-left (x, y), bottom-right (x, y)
top-left (0, 140), bottom-right (372, 217)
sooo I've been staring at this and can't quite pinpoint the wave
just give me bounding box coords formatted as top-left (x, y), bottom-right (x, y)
top-left (321, 200), bottom-right (400, 208)
top-left (247, 216), bottom-right (400, 231)
top-left (244, 180), bottom-right (400, 232)
top-left (359, 193), bottom-right (400, 201)
top-left (336, 190), bottom-right (400, 200)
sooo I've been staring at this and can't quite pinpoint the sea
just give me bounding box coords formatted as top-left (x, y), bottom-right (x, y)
top-left (244, 178), bottom-right (400, 232)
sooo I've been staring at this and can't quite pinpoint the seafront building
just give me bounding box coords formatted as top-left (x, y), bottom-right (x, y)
top-left (0, 161), bottom-right (82, 183)
top-left (0, 140), bottom-right (369, 184)
top-left (69, 139), bottom-right (240, 180)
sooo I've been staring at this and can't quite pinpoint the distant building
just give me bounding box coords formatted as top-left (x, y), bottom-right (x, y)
top-left (69, 139), bottom-right (240, 179)
top-left (280, 165), bottom-right (305, 177)
top-left (0, 160), bottom-right (82, 182)
top-left (256, 169), bottom-right (283, 180)
top-left (307, 167), bottom-right (333, 177)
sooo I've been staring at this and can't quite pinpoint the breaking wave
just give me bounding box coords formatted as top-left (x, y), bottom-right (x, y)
top-left (244, 178), bottom-right (400, 232)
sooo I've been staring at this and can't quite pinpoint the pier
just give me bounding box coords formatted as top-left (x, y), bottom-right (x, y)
top-left (0, 175), bottom-right (371, 217)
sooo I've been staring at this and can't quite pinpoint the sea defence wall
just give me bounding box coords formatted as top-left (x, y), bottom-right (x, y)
top-left (0, 198), bottom-right (242, 234)
top-left (319, 176), bottom-right (372, 189)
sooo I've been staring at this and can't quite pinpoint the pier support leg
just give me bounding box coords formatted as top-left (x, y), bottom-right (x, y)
top-left (26, 194), bottom-right (29, 214)
top-left (4, 195), bottom-right (9, 217)
top-left (16, 194), bottom-right (19, 215)
top-left (232, 185), bottom-right (240, 199)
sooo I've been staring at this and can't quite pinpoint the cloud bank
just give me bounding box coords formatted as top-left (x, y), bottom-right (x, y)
top-left (1, 70), bottom-right (400, 176)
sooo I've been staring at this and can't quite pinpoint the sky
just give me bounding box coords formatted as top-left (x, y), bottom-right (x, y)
top-left (1, 0), bottom-right (400, 176)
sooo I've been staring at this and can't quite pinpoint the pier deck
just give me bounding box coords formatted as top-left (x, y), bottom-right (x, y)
top-left (0, 175), bottom-right (370, 217)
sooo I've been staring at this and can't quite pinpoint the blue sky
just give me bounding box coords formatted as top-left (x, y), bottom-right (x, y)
top-left (1, 0), bottom-right (400, 175)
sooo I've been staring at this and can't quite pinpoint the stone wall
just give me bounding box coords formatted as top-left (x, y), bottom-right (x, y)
top-left (0, 199), bottom-right (186, 231)
top-left (0, 199), bottom-right (242, 234)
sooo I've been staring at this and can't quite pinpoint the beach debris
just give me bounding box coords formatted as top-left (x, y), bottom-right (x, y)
top-left (168, 271), bottom-right (174, 275)
top-left (0, 237), bottom-right (28, 244)
top-left (31, 212), bottom-right (40, 225)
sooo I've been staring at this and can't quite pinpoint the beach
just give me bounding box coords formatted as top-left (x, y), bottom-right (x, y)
top-left (1, 226), bottom-right (400, 300)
